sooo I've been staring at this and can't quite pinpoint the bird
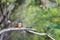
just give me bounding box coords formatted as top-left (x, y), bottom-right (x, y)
top-left (18, 22), bottom-right (22, 28)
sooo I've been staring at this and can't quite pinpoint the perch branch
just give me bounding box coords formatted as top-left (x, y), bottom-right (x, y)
top-left (0, 27), bottom-right (55, 40)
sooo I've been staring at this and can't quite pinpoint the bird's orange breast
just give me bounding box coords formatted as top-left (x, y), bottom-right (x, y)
top-left (18, 23), bottom-right (22, 28)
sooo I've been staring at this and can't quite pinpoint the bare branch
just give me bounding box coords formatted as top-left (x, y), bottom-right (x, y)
top-left (47, 34), bottom-right (55, 40)
top-left (28, 30), bottom-right (55, 40)
top-left (28, 30), bottom-right (47, 36)
top-left (0, 3), bottom-right (15, 29)
top-left (4, 3), bottom-right (15, 18)
top-left (0, 28), bottom-right (55, 40)
top-left (0, 33), bottom-right (4, 40)
top-left (0, 27), bottom-right (29, 34)
top-left (7, 3), bottom-right (15, 11)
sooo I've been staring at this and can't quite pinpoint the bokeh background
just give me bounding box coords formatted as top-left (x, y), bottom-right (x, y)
top-left (0, 0), bottom-right (60, 40)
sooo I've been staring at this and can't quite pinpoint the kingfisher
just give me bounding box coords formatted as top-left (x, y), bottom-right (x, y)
top-left (18, 22), bottom-right (22, 28)
top-left (18, 20), bottom-right (23, 28)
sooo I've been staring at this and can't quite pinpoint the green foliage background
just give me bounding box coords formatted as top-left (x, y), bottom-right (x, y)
top-left (1, 0), bottom-right (60, 40)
